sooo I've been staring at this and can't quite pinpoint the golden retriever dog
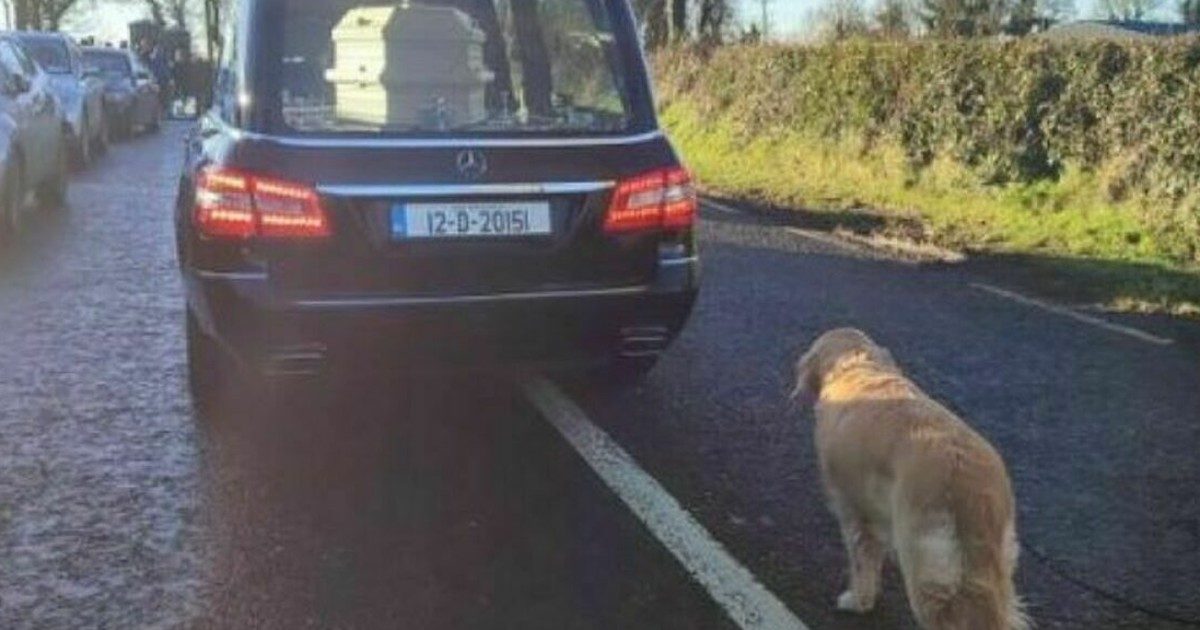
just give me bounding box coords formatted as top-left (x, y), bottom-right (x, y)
top-left (793, 328), bottom-right (1028, 630)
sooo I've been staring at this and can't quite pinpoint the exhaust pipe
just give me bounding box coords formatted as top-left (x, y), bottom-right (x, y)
top-left (264, 344), bottom-right (328, 376)
top-left (619, 327), bottom-right (671, 358)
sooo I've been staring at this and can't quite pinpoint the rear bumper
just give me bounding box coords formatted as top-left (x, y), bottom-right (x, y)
top-left (103, 96), bottom-right (133, 118)
top-left (185, 258), bottom-right (699, 374)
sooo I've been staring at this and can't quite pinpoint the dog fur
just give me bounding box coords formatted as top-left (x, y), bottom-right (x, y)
top-left (794, 328), bottom-right (1029, 630)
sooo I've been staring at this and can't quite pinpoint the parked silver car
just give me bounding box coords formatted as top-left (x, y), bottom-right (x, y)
top-left (0, 35), bottom-right (69, 243)
top-left (82, 47), bottom-right (161, 140)
top-left (12, 32), bottom-right (107, 168)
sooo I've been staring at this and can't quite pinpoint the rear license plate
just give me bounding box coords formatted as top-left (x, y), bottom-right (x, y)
top-left (391, 201), bottom-right (552, 239)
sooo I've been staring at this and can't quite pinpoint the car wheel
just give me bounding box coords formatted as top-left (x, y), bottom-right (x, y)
top-left (0, 162), bottom-right (23, 247)
top-left (94, 117), bottom-right (109, 156)
top-left (37, 140), bottom-right (68, 210)
top-left (147, 110), bottom-right (161, 134)
top-left (591, 355), bottom-right (659, 390)
top-left (72, 124), bottom-right (91, 170)
top-left (187, 310), bottom-right (230, 415)
top-left (120, 112), bottom-right (134, 139)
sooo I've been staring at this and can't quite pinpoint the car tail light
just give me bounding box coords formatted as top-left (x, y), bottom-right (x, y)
top-left (662, 168), bottom-right (698, 230)
top-left (194, 168), bottom-right (255, 239)
top-left (253, 176), bottom-right (330, 239)
top-left (604, 167), bottom-right (697, 234)
top-left (194, 167), bottom-right (330, 240)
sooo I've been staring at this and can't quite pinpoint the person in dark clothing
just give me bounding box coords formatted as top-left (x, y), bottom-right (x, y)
top-left (170, 49), bottom-right (190, 116)
top-left (137, 37), bottom-right (173, 112)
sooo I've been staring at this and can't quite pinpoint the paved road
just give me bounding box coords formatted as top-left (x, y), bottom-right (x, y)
top-left (0, 124), bottom-right (1197, 629)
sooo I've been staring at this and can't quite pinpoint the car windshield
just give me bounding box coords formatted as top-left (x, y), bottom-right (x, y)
top-left (20, 39), bottom-right (70, 74)
top-left (273, 0), bottom-right (633, 135)
top-left (84, 52), bottom-right (131, 77)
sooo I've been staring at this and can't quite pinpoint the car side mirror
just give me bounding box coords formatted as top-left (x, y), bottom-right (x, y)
top-left (5, 73), bottom-right (30, 96)
top-left (135, 71), bottom-right (152, 86)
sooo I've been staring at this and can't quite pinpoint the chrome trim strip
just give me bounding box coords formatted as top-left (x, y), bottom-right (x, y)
top-left (619, 350), bottom-right (664, 358)
top-left (238, 129), bottom-right (665, 149)
top-left (292, 285), bottom-right (649, 309)
top-left (659, 256), bottom-right (700, 267)
top-left (195, 260), bottom-right (693, 282)
top-left (318, 181), bottom-right (615, 198)
top-left (193, 270), bottom-right (268, 281)
top-left (229, 126), bottom-right (667, 149)
top-left (237, 128), bottom-right (662, 148)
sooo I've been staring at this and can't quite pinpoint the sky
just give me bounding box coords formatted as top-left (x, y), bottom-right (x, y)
top-left (733, 0), bottom-right (1165, 37)
top-left (738, 0), bottom-right (811, 37)
top-left (0, 0), bottom-right (148, 44)
top-left (7, 0), bottom-right (1178, 46)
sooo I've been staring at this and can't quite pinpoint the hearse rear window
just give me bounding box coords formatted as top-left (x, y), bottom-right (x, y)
top-left (273, 0), bottom-right (634, 135)
top-left (84, 51), bottom-right (132, 77)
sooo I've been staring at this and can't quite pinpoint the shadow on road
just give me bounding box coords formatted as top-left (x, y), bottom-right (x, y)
top-left (0, 202), bottom-right (71, 282)
top-left (188, 377), bottom-right (726, 630)
top-left (703, 194), bottom-right (1200, 343)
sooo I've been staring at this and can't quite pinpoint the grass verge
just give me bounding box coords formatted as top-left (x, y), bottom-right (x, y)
top-left (663, 102), bottom-right (1200, 318)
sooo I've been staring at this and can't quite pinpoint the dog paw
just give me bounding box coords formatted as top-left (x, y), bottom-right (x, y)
top-left (836, 590), bottom-right (873, 613)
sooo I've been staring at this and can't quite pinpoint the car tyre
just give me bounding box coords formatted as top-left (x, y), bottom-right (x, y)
top-left (94, 118), bottom-right (109, 156)
top-left (0, 162), bottom-right (23, 247)
top-left (72, 124), bottom-right (91, 170)
top-left (591, 355), bottom-right (659, 391)
top-left (187, 310), bottom-right (230, 416)
top-left (119, 112), bottom-right (134, 140)
top-left (37, 141), bottom-right (68, 210)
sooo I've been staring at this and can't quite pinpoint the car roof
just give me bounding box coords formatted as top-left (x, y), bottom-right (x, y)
top-left (82, 47), bottom-right (130, 57)
top-left (8, 31), bottom-right (71, 43)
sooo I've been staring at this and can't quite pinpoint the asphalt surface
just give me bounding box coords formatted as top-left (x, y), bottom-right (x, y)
top-left (1, 123), bottom-right (1197, 629)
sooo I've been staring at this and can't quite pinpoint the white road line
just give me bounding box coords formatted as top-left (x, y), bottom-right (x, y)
top-left (705, 200), bottom-right (864, 254)
top-left (522, 377), bottom-right (808, 630)
top-left (701, 198), bottom-right (745, 215)
top-left (970, 283), bottom-right (1174, 347)
top-left (783, 227), bottom-right (866, 254)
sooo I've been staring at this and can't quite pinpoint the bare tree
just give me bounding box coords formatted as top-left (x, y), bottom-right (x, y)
top-left (143, 0), bottom-right (164, 25)
top-left (666, 0), bottom-right (687, 41)
top-left (814, 0), bottom-right (868, 41)
top-left (922, 0), bottom-right (1014, 37)
top-left (510, 0), bottom-right (552, 116)
top-left (166, 0), bottom-right (190, 30)
top-left (874, 0), bottom-right (913, 37)
top-left (697, 0), bottom-right (734, 42)
top-left (1008, 0), bottom-right (1073, 33)
top-left (632, 0), bottom-right (668, 48)
top-left (1040, 0), bottom-right (1076, 20)
top-left (138, 0), bottom-right (194, 29)
top-left (12, 0), bottom-right (83, 30)
top-left (633, 0), bottom-right (734, 48)
top-left (1184, 0), bottom-right (1200, 24)
top-left (1098, 0), bottom-right (1161, 19)
top-left (759, 0), bottom-right (774, 39)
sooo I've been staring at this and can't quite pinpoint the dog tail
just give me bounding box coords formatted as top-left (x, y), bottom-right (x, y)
top-left (950, 485), bottom-right (1030, 630)
top-left (912, 469), bottom-right (1030, 629)
top-left (959, 520), bottom-right (1030, 630)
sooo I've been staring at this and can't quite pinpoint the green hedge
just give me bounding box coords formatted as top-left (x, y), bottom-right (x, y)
top-left (654, 40), bottom-right (1200, 263)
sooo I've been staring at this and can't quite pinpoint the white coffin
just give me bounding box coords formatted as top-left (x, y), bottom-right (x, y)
top-left (325, 5), bottom-right (494, 128)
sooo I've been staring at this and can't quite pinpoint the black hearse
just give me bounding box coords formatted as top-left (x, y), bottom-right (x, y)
top-left (178, 0), bottom-right (699, 403)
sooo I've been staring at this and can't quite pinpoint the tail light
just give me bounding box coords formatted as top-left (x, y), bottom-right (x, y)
top-left (194, 167), bottom-right (330, 240)
top-left (194, 168), bottom-right (255, 239)
top-left (604, 166), bottom-right (698, 234)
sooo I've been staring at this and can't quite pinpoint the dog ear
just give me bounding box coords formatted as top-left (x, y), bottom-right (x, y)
top-left (872, 346), bottom-right (898, 369)
top-left (791, 349), bottom-right (821, 406)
